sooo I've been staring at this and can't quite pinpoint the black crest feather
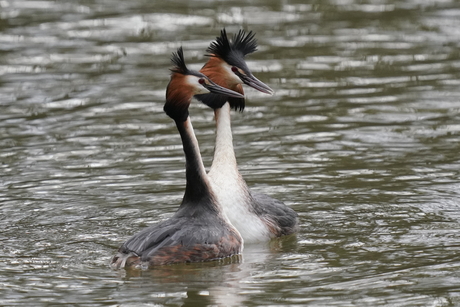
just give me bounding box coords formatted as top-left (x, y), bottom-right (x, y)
top-left (207, 29), bottom-right (258, 60)
top-left (232, 29), bottom-right (258, 56)
top-left (170, 47), bottom-right (189, 74)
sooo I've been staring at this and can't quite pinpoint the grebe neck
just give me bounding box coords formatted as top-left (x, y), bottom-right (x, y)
top-left (210, 103), bottom-right (238, 172)
top-left (176, 117), bottom-right (215, 208)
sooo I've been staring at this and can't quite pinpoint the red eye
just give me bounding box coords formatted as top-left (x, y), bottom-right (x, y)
top-left (198, 78), bottom-right (205, 84)
top-left (231, 66), bottom-right (238, 73)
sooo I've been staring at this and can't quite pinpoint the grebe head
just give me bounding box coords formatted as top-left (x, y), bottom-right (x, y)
top-left (164, 47), bottom-right (245, 121)
top-left (206, 29), bottom-right (274, 96)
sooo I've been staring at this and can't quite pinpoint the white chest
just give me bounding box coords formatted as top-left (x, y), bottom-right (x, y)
top-left (209, 168), bottom-right (272, 243)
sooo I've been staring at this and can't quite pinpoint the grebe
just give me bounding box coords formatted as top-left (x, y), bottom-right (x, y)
top-left (196, 29), bottom-right (299, 243)
top-left (111, 47), bottom-right (244, 269)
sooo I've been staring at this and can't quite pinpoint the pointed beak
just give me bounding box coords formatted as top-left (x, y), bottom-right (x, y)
top-left (203, 80), bottom-right (245, 99)
top-left (233, 69), bottom-right (274, 95)
top-left (244, 74), bottom-right (274, 95)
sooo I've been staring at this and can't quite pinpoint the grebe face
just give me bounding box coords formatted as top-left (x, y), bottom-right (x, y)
top-left (220, 61), bottom-right (245, 86)
top-left (185, 75), bottom-right (211, 95)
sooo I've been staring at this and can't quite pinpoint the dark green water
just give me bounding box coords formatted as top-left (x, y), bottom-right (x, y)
top-left (1, 0), bottom-right (460, 306)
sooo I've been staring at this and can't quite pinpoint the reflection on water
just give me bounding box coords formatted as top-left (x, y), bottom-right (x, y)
top-left (1, 0), bottom-right (460, 306)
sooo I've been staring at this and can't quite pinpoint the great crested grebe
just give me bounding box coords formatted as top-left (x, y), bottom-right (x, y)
top-left (111, 47), bottom-right (244, 269)
top-left (195, 29), bottom-right (299, 243)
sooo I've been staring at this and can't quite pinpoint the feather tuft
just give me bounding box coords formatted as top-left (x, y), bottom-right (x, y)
top-left (206, 29), bottom-right (258, 60)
